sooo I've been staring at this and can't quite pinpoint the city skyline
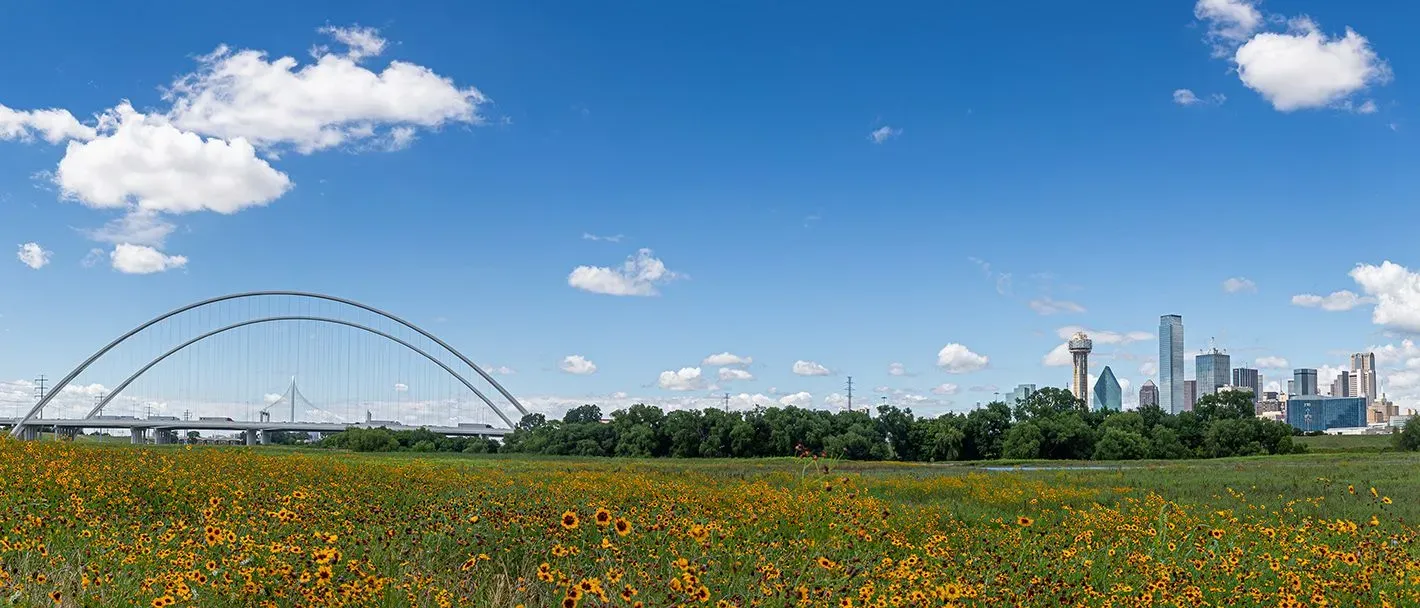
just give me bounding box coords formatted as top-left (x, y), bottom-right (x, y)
top-left (5, 1), bottom-right (1420, 421)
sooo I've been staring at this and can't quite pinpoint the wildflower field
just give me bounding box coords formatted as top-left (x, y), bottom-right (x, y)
top-left (2, 442), bottom-right (1420, 607)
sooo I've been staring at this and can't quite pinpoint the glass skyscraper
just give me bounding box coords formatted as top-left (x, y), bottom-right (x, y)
top-left (1232, 367), bottom-right (1261, 401)
top-left (1159, 315), bottom-right (1184, 414)
top-left (1195, 349), bottom-right (1230, 397)
top-left (1011, 384), bottom-right (1036, 405)
top-left (1293, 369), bottom-right (1318, 396)
top-left (1093, 366), bottom-right (1122, 411)
top-left (1285, 396), bottom-right (1366, 431)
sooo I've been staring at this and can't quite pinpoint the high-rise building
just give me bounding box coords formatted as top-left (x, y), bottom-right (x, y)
top-left (1232, 368), bottom-right (1261, 402)
top-left (1139, 380), bottom-right (1159, 408)
top-left (1293, 369), bottom-right (1318, 396)
top-left (1195, 348), bottom-right (1231, 397)
top-left (1285, 396), bottom-right (1366, 432)
top-left (1093, 366), bottom-right (1122, 411)
top-left (1159, 315), bottom-right (1185, 414)
top-left (1011, 384), bottom-right (1036, 404)
top-left (1287, 379), bottom-right (1295, 395)
top-left (1069, 332), bottom-right (1092, 404)
top-left (1184, 380), bottom-right (1197, 410)
top-left (1330, 371), bottom-right (1350, 398)
top-left (1351, 352), bottom-right (1377, 406)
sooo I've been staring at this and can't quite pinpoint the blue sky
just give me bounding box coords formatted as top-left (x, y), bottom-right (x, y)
top-left (5, 0), bottom-right (1420, 422)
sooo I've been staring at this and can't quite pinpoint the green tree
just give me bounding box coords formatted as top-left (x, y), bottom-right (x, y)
top-left (1002, 421), bottom-right (1044, 460)
top-left (563, 404), bottom-right (603, 425)
top-left (1392, 417), bottom-right (1420, 452)
top-left (961, 402), bottom-right (1012, 460)
top-left (1092, 427), bottom-right (1149, 460)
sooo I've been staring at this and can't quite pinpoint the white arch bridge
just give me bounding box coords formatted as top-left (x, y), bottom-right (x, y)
top-left (4, 291), bottom-right (523, 444)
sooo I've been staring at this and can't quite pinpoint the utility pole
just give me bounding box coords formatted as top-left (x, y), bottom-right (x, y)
top-left (33, 375), bottom-right (47, 419)
top-left (93, 393), bottom-right (105, 417)
top-left (845, 376), bottom-right (854, 412)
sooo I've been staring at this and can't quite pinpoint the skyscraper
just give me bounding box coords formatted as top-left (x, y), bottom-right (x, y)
top-left (1069, 332), bottom-right (1092, 403)
top-left (1184, 380), bottom-right (1197, 410)
top-left (1330, 371), bottom-right (1350, 398)
top-left (1139, 380), bottom-right (1159, 408)
top-left (1093, 366), bottom-right (1122, 411)
top-left (1293, 369), bottom-right (1318, 396)
top-left (1159, 315), bottom-right (1184, 414)
top-left (1011, 384), bottom-right (1036, 404)
top-left (1232, 368), bottom-right (1261, 401)
top-left (1351, 352), bottom-right (1377, 406)
top-left (1195, 348), bottom-right (1231, 397)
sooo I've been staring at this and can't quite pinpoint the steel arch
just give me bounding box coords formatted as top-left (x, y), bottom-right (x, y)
top-left (9, 291), bottom-right (526, 437)
top-left (80, 316), bottom-right (515, 428)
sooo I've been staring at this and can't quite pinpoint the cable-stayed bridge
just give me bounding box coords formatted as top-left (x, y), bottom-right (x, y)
top-left (2, 292), bottom-right (523, 444)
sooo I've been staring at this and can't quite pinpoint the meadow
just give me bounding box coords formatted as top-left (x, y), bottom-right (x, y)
top-left (2, 441), bottom-right (1419, 607)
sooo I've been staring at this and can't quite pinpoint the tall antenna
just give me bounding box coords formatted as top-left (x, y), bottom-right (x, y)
top-left (845, 376), bottom-right (854, 412)
top-left (33, 375), bottom-right (47, 419)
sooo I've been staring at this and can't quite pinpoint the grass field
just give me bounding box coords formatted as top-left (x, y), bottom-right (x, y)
top-left (1295, 433), bottom-right (1395, 453)
top-left (2, 442), bottom-right (1419, 607)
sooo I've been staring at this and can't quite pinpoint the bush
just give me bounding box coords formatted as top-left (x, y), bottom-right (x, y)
top-left (1394, 417), bottom-right (1420, 452)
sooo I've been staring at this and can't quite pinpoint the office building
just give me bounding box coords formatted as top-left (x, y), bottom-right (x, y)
top-left (1287, 379), bottom-right (1295, 395)
top-left (1195, 348), bottom-right (1230, 397)
top-left (1255, 394), bottom-right (1283, 416)
top-left (1232, 367), bottom-right (1261, 402)
top-left (1184, 380), bottom-right (1197, 410)
top-left (1159, 315), bottom-right (1185, 414)
top-left (1285, 396), bottom-right (1366, 432)
top-left (1011, 384), bottom-right (1036, 404)
top-left (1139, 380), bottom-right (1159, 408)
top-left (1293, 369), bottom-right (1318, 396)
top-left (1093, 366), bottom-right (1122, 411)
top-left (1351, 352), bottom-right (1378, 406)
top-left (1069, 332), bottom-right (1092, 403)
top-left (1330, 371), bottom-right (1350, 398)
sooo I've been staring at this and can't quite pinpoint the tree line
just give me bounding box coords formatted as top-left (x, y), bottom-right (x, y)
top-left (321, 387), bottom-right (1312, 460)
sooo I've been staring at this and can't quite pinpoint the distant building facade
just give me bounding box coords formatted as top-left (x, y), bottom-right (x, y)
top-left (1330, 371), bottom-right (1350, 398)
top-left (1352, 352), bottom-right (1378, 406)
top-left (1159, 315), bottom-right (1185, 414)
top-left (1093, 366), bottom-right (1122, 411)
top-left (1232, 367), bottom-right (1261, 402)
top-left (1184, 380), bottom-right (1197, 411)
top-left (1139, 380), bottom-right (1159, 408)
top-left (1285, 396), bottom-right (1366, 432)
top-left (1293, 369), bottom-right (1318, 396)
top-left (1011, 384), bottom-right (1036, 404)
top-left (1195, 349), bottom-right (1231, 397)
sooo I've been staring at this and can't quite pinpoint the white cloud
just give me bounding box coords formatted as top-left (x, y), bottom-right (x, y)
top-left (777, 391), bottom-right (813, 408)
top-left (80, 248), bottom-right (105, 268)
top-left (1222, 277), bottom-right (1257, 293)
top-left (393, 383), bottom-right (409, 392)
top-left (1194, 0), bottom-right (1263, 46)
top-left (1043, 343), bottom-right (1072, 367)
top-left (1028, 297), bottom-right (1086, 315)
top-left (110, 244), bottom-right (188, 274)
top-left (0, 104), bottom-right (96, 143)
top-left (1371, 340), bottom-right (1420, 366)
top-left (1139, 360), bottom-right (1158, 376)
top-left (483, 365), bottom-right (515, 375)
top-left (1255, 356), bottom-right (1290, 370)
top-left (717, 368), bottom-right (754, 382)
top-left (1054, 326), bottom-right (1152, 344)
top-left (868, 126), bottom-right (901, 144)
top-left (1291, 290), bottom-right (1372, 312)
top-left (263, 393), bottom-right (283, 405)
top-left (930, 383), bottom-right (959, 396)
top-left (658, 367), bottom-right (705, 391)
top-left (56, 103), bottom-right (292, 215)
top-left (824, 393), bottom-right (849, 408)
top-left (1173, 89), bottom-right (1201, 106)
top-left (165, 26), bottom-right (487, 154)
top-left (16, 242), bottom-right (51, 269)
top-left (1265, 380), bottom-right (1282, 393)
top-left (567, 248), bottom-right (683, 296)
top-left (887, 362), bottom-right (911, 377)
top-left (792, 360), bottom-right (832, 376)
top-left (702, 352), bottom-right (752, 367)
top-left (559, 355), bottom-right (597, 375)
top-left (83, 210), bottom-right (177, 247)
top-left (582, 233), bottom-right (624, 243)
top-left (1350, 262), bottom-right (1420, 333)
top-left (936, 343), bottom-right (988, 373)
top-left (1234, 18), bottom-right (1391, 112)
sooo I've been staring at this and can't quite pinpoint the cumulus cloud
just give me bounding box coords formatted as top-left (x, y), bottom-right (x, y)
top-left (1256, 356), bottom-right (1290, 370)
top-left (56, 103), bottom-right (292, 215)
top-left (887, 362), bottom-right (911, 377)
top-left (717, 368), bottom-right (754, 382)
top-left (568, 248), bottom-right (683, 296)
top-left (702, 352), bottom-right (752, 367)
top-left (1140, 360), bottom-right (1158, 376)
top-left (1055, 326), bottom-right (1152, 345)
top-left (1194, 0), bottom-right (1262, 47)
top-left (1350, 261), bottom-right (1420, 333)
top-left (1291, 290), bottom-right (1372, 312)
top-left (16, 242), bottom-right (51, 269)
top-left (936, 343), bottom-right (988, 373)
top-left (1028, 297), bottom-right (1086, 315)
top-left (658, 367), bottom-right (705, 391)
top-left (930, 383), bottom-right (959, 396)
top-left (110, 244), bottom-right (188, 274)
top-left (1222, 277), bottom-right (1257, 293)
top-left (0, 104), bottom-right (96, 143)
top-left (792, 360), bottom-right (832, 376)
top-left (393, 383), bottom-right (409, 392)
top-left (165, 26), bottom-right (487, 153)
top-left (1234, 19), bottom-right (1390, 112)
top-left (482, 365), bottom-right (515, 375)
top-left (1371, 340), bottom-right (1420, 366)
top-left (559, 355), bottom-right (597, 375)
top-left (777, 391), bottom-right (813, 408)
top-left (83, 211), bottom-right (177, 248)
top-left (868, 126), bottom-right (901, 144)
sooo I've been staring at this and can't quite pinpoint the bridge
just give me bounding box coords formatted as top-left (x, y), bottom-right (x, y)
top-left (4, 291), bottom-right (526, 444)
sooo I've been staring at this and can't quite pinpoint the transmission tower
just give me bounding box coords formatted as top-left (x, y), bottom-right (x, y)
top-left (723, 392), bottom-right (730, 412)
top-left (33, 375), bottom-right (46, 419)
top-left (845, 376), bottom-right (854, 412)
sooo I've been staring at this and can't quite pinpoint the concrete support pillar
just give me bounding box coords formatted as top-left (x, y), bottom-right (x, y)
top-left (258, 430), bottom-right (272, 445)
top-left (244, 430), bottom-right (258, 446)
top-left (154, 430), bottom-right (174, 445)
top-left (130, 428), bottom-right (147, 444)
top-left (19, 426), bottom-right (40, 441)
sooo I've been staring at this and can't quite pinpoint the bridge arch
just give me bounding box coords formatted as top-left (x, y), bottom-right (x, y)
top-left (10, 291), bottom-right (526, 437)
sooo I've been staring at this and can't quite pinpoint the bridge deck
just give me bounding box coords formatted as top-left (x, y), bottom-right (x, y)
top-left (0, 418), bottom-right (508, 437)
